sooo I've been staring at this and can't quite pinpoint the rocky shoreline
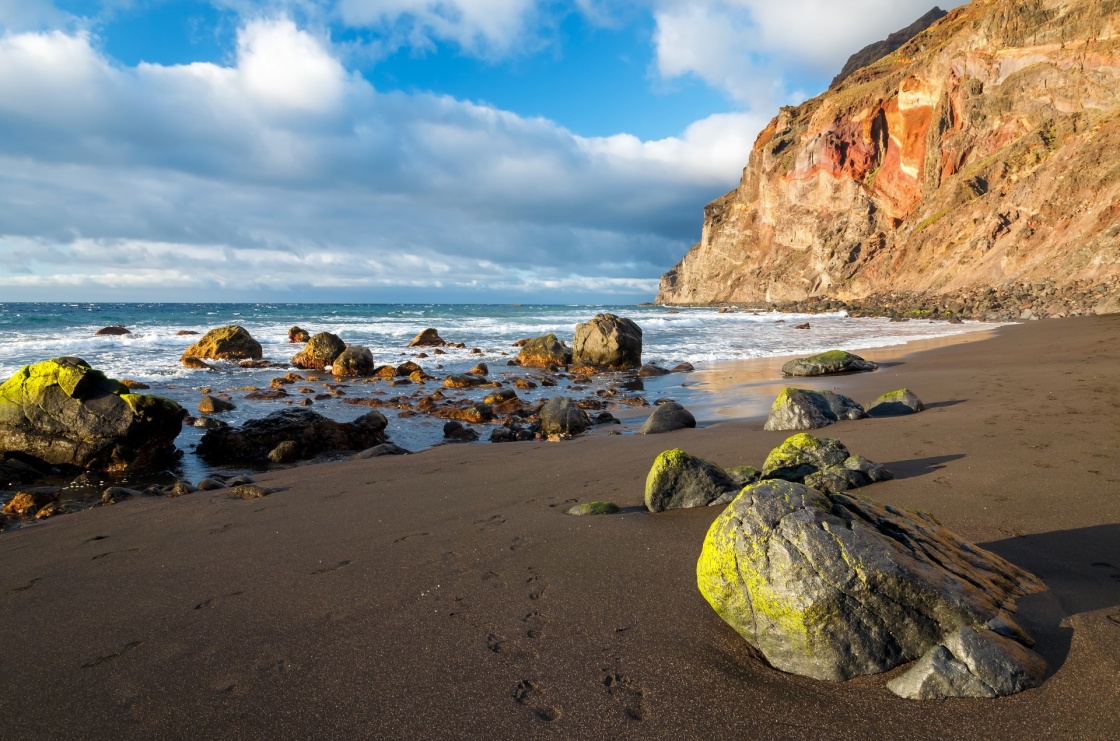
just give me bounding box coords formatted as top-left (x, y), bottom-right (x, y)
top-left (657, 277), bottom-right (1120, 323)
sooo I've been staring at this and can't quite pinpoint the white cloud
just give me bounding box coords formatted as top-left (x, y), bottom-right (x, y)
top-left (0, 19), bottom-right (754, 301)
top-left (652, 0), bottom-right (966, 106)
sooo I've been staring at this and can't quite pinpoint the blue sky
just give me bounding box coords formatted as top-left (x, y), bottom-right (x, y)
top-left (0, 1), bottom-right (961, 302)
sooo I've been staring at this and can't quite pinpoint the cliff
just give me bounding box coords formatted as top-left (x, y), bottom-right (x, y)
top-left (830, 7), bottom-right (948, 89)
top-left (657, 0), bottom-right (1120, 313)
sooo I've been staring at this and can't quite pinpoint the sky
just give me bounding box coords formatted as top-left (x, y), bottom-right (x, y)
top-left (0, 0), bottom-right (962, 303)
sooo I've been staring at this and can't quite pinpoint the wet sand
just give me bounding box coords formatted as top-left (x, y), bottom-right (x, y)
top-left (1, 316), bottom-right (1117, 739)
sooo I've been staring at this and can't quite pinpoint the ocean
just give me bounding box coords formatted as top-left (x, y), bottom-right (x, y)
top-left (0, 303), bottom-right (997, 483)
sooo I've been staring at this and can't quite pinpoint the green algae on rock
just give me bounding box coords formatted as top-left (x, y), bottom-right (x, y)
top-left (781, 350), bottom-right (877, 377)
top-left (644, 448), bottom-right (739, 512)
top-left (761, 433), bottom-right (891, 493)
top-left (567, 501), bottom-right (620, 516)
top-left (763, 387), bottom-right (866, 431)
top-left (697, 479), bottom-right (1047, 687)
top-left (0, 358), bottom-right (183, 473)
top-left (866, 388), bottom-right (924, 417)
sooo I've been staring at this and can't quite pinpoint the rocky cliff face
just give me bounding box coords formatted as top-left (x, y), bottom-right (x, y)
top-left (657, 0), bottom-right (1120, 310)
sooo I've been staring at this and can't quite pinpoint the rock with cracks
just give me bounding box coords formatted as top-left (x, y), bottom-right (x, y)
top-left (764, 388), bottom-right (866, 430)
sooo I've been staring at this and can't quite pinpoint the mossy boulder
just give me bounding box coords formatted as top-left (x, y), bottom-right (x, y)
top-left (726, 465), bottom-right (761, 487)
top-left (516, 334), bottom-right (572, 368)
top-left (638, 401), bottom-right (696, 434)
top-left (781, 350), bottom-right (877, 377)
top-left (196, 408), bottom-right (387, 464)
top-left (0, 358), bottom-right (183, 473)
top-left (761, 433), bottom-right (892, 493)
top-left (539, 396), bottom-right (589, 437)
top-left (180, 326), bottom-right (262, 363)
top-left (568, 501), bottom-right (621, 516)
top-left (763, 388), bottom-right (865, 431)
top-left (332, 346), bottom-right (376, 377)
top-left (866, 388), bottom-right (924, 417)
top-left (292, 332), bottom-right (346, 370)
top-left (644, 448), bottom-right (739, 512)
top-left (697, 480), bottom-right (1046, 684)
top-left (572, 313), bottom-right (643, 369)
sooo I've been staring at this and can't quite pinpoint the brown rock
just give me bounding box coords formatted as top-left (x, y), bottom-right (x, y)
top-left (516, 334), bottom-right (571, 368)
top-left (332, 346), bottom-right (376, 377)
top-left (408, 328), bottom-right (447, 347)
top-left (198, 395), bottom-right (236, 414)
top-left (467, 362), bottom-right (488, 376)
top-left (181, 326), bottom-right (262, 363)
top-left (176, 330), bottom-right (199, 336)
top-left (291, 332), bottom-right (346, 370)
top-left (288, 326), bottom-right (311, 343)
top-left (182, 357), bottom-right (215, 370)
top-left (95, 326), bottom-right (131, 336)
top-left (119, 379), bottom-right (150, 389)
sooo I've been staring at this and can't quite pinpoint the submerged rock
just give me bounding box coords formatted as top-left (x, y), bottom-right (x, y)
top-left (764, 388), bottom-right (866, 431)
top-left (638, 402), bottom-right (696, 434)
top-left (781, 350), bottom-right (877, 377)
top-left (291, 332), bottom-right (346, 370)
top-left (866, 388), bottom-right (924, 417)
top-left (197, 408), bottom-right (387, 464)
top-left (572, 313), bottom-right (643, 369)
top-left (0, 358), bottom-right (183, 473)
top-left (539, 397), bottom-right (589, 437)
top-left (181, 326), bottom-right (263, 364)
top-left (761, 433), bottom-right (891, 492)
top-left (697, 479), bottom-right (1046, 683)
top-left (95, 326), bottom-right (131, 336)
top-left (198, 395), bottom-right (235, 414)
top-left (644, 448), bottom-right (739, 512)
top-left (516, 334), bottom-right (572, 368)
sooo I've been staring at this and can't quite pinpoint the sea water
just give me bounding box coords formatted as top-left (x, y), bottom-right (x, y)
top-left (0, 303), bottom-right (996, 483)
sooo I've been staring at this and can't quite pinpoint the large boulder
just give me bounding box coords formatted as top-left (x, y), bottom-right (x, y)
top-left (763, 388), bottom-right (865, 431)
top-left (0, 358), bottom-right (183, 473)
top-left (516, 334), bottom-right (572, 368)
top-left (181, 326), bottom-right (262, 364)
top-left (761, 433), bottom-right (891, 492)
top-left (781, 350), bottom-right (877, 377)
top-left (408, 328), bottom-right (447, 347)
top-left (697, 479), bottom-right (1047, 684)
top-left (291, 332), bottom-right (346, 370)
top-left (866, 388), bottom-right (924, 417)
top-left (572, 314), bottom-right (643, 369)
top-left (644, 448), bottom-right (739, 512)
top-left (196, 408), bottom-right (388, 464)
top-left (332, 346), bottom-right (376, 377)
top-left (638, 402), bottom-right (696, 434)
top-left (539, 397), bottom-right (589, 437)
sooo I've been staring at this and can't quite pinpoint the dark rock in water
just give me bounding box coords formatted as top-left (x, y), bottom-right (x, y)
top-left (120, 379), bottom-right (150, 390)
top-left (182, 357), bottom-right (216, 371)
top-left (644, 448), bottom-right (739, 512)
top-left (865, 388), bottom-right (924, 417)
top-left (763, 387), bottom-right (866, 431)
top-left (442, 421), bottom-right (479, 442)
top-left (568, 501), bottom-right (620, 516)
top-left (539, 397), bottom-right (589, 437)
top-left (2, 488), bottom-right (60, 516)
top-left (0, 456), bottom-right (48, 487)
top-left (408, 328), bottom-right (447, 347)
top-left (591, 411), bottom-right (619, 425)
top-left (181, 326), bottom-right (263, 364)
top-left (352, 442), bottom-right (410, 458)
top-left (332, 346), bottom-right (376, 377)
top-left (292, 332), bottom-right (346, 370)
top-left (198, 395), bottom-right (236, 414)
top-left (888, 626), bottom-right (1048, 699)
top-left (95, 326), bottom-right (131, 336)
top-left (193, 417), bottom-right (228, 429)
top-left (698, 479), bottom-right (1046, 684)
top-left (467, 362), bottom-right (488, 376)
top-left (761, 433), bottom-right (892, 492)
top-left (638, 402), bottom-right (696, 434)
top-left (573, 313), bottom-right (642, 369)
top-left (197, 408), bottom-right (387, 464)
top-left (781, 350), bottom-right (877, 377)
top-left (638, 364), bottom-right (671, 377)
top-left (196, 478), bottom-right (228, 490)
top-left (516, 334), bottom-right (572, 368)
top-left (0, 358), bottom-right (184, 474)
top-left (396, 361), bottom-right (423, 377)
top-left (101, 486), bottom-right (141, 504)
top-left (268, 440), bottom-right (299, 464)
top-left (443, 374), bottom-right (487, 389)
top-left (288, 326), bottom-right (311, 343)
top-left (670, 362), bottom-right (695, 373)
top-left (176, 330), bottom-right (199, 336)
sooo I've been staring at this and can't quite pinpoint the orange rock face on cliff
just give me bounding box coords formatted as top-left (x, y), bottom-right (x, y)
top-left (657, 0), bottom-right (1120, 306)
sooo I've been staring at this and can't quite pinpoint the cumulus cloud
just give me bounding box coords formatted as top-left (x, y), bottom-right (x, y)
top-left (0, 18), bottom-right (760, 300)
top-left (652, 0), bottom-right (966, 106)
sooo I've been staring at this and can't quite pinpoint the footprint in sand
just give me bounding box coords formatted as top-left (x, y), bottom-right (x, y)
top-left (475, 514), bottom-right (506, 530)
top-left (512, 679), bottom-right (561, 722)
top-left (194, 591), bottom-right (245, 610)
top-left (486, 632), bottom-right (508, 653)
top-left (602, 673), bottom-right (647, 721)
top-left (523, 611), bottom-right (547, 640)
top-left (82, 640), bottom-right (143, 669)
top-left (9, 577), bottom-right (40, 593)
top-left (1090, 562), bottom-right (1120, 583)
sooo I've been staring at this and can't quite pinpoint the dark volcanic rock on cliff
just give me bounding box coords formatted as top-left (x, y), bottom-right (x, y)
top-left (830, 7), bottom-right (948, 88)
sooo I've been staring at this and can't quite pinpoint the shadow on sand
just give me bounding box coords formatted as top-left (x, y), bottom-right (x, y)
top-left (882, 454), bottom-right (966, 479)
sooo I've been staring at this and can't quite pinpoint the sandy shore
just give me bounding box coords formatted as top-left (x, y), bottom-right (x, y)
top-left (1, 316), bottom-right (1117, 739)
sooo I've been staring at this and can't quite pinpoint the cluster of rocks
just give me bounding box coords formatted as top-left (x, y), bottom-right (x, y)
top-left (765, 387), bottom-right (923, 431)
top-left (638, 431), bottom-right (1049, 700)
top-left (99, 473), bottom-right (271, 503)
top-left (686, 276), bottom-right (1120, 322)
